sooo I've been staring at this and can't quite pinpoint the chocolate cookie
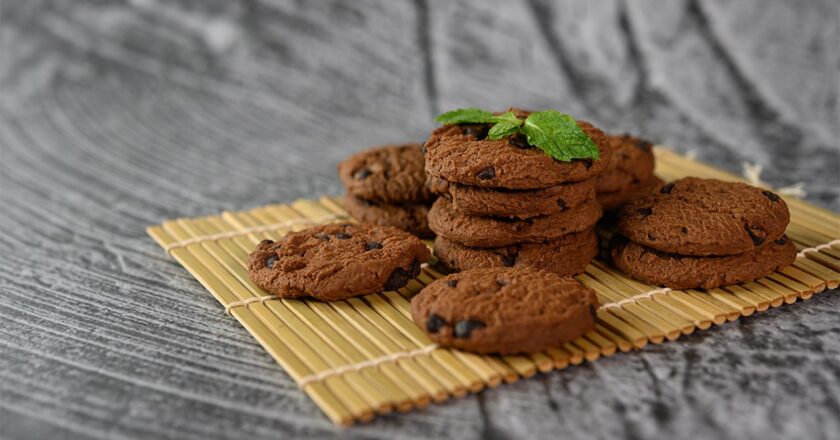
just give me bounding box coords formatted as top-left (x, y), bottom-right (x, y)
top-left (338, 144), bottom-right (432, 203)
top-left (410, 267), bottom-right (599, 354)
top-left (427, 176), bottom-right (596, 219)
top-left (424, 111), bottom-right (612, 189)
top-left (609, 234), bottom-right (796, 289)
top-left (616, 178), bottom-right (790, 256)
top-left (595, 134), bottom-right (657, 194)
top-left (248, 223), bottom-right (431, 301)
top-left (343, 193), bottom-right (433, 238)
top-left (597, 176), bottom-right (665, 212)
top-left (434, 229), bottom-right (598, 276)
top-left (428, 197), bottom-right (602, 248)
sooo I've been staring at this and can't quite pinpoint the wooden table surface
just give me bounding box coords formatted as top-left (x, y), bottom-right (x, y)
top-left (2, 1), bottom-right (839, 439)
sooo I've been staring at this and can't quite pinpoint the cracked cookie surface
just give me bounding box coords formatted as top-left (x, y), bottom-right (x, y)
top-left (410, 267), bottom-right (599, 354)
top-left (616, 177), bottom-right (790, 256)
top-left (247, 223), bottom-right (431, 301)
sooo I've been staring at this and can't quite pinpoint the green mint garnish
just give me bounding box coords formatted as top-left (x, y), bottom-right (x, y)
top-left (434, 107), bottom-right (600, 162)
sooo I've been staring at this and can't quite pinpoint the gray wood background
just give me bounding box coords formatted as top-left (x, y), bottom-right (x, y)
top-left (1, 1), bottom-right (839, 439)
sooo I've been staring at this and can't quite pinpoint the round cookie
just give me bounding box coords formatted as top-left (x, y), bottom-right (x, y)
top-left (428, 176), bottom-right (596, 219)
top-left (248, 223), bottom-right (431, 301)
top-left (343, 193), bottom-right (434, 238)
top-left (410, 267), bottom-right (599, 354)
top-left (428, 197), bottom-right (602, 248)
top-left (597, 175), bottom-right (665, 212)
top-left (424, 111), bottom-right (613, 189)
top-left (609, 234), bottom-right (796, 290)
top-left (595, 134), bottom-right (657, 194)
top-left (338, 143), bottom-right (432, 203)
top-left (616, 177), bottom-right (790, 256)
top-left (434, 229), bottom-right (598, 276)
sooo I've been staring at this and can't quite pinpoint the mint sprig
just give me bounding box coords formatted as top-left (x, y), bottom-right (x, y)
top-left (434, 108), bottom-right (600, 162)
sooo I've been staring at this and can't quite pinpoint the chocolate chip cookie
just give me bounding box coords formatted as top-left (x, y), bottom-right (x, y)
top-left (616, 178), bottom-right (790, 256)
top-left (248, 223), bottom-right (431, 301)
top-left (338, 144), bottom-right (432, 203)
top-left (434, 229), bottom-right (598, 276)
top-left (609, 234), bottom-right (796, 289)
top-left (428, 197), bottom-right (602, 248)
top-left (597, 175), bottom-right (664, 212)
top-left (424, 114), bottom-right (612, 189)
top-left (410, 267), bottom-right (599, 354)
top-left (342, 193), bottom-right (433, 238)
top-left (427, 176), bottom-right (596, 219)
top-left (595, 134), bottom-right (657, 194)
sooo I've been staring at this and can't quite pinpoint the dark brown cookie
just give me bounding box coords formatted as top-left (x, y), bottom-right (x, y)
top-left (609, 234), bottom-right (797, 289)
top-left (597, 176), bottom-right (665, 212)
top-left (616, 177), bottom-right (790, 256)
top-left (342, 193), bottom-right (434, 239)
top-left (247, 223), bottom-right (431, 301)
top-left (338, 144), bottom-right (432, 203)
top-left (427, 176), bottom-right (596, 219)
top-left (427, 197), bottom-right (602, 248)
top-left (424, 111), bottom-right (612, 189)
top-left (434, 229), bottom-right (598, 276)
top-left (410, 267), bottom-right (599, 354)
top-left (595, 134), bottom-right (657, 194)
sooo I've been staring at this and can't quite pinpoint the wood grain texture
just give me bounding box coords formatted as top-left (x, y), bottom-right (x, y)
top-left (1, 0), bottom-right (838, 439)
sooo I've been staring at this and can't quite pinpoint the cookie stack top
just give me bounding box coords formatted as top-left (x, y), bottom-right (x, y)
top-left (609, 177), bottom-right (796, 289)
top-left (424, 108), bottom-right (611, 276)
top-left (337, 144), bottom-right (436, 238)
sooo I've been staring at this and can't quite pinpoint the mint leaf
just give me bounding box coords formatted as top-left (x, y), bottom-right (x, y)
top-left (487, 121), bottom-right (521, 140)
top-left (521, 110), bottom-right (600, 162)
top-left (435, 108), bottom-right (497, 125)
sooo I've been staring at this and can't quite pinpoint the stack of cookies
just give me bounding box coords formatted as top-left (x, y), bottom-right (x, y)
top-left (338, 144), bottom-right (435, 238)
top-left (424, 110), bottom-right (613, 276)
top-left (595, 134), bottom-right (663, 212)
top-left (609, 177), bottom-right (797, 289)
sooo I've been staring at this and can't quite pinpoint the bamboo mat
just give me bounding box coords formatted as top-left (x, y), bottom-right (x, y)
top-left (147, 147), bottom-right (840, 426)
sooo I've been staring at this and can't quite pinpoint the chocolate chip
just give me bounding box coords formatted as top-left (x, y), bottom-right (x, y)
top-left (313, 233), bottom-right (330, 241)
top-left (383, 260), bottom-right (421, 291)
top-left (509, 135), bottom-right (531, 149)
top-left (454, 319), bottom-right (486, 339)
top-left (637, 207), bottom-right (653, 217)
top-left (745, 225), bottom-right (766, 246)
top-left (583, 159), bottom-right (594, 170)
top-left (354, 169), bottom-right (372, 180)
top-left (426, 314), bottom-right (446, 333)
top-left (335, 232), bottom-right (352, 240)
top-left (365, 241), bottom-right (383, 251)
top-left (556, 199), bottom-right (567, 210)
top-left (775, 236), bottom-right (787, 245)
top-left (446, 279), bottom-right (458, 288)
top-left (259, 239), bottom-right (274, 246)
top-left (477, 167), bottom-right (495, 180)
top-left (501, 254), bottom-right (516, 267)
top-left (463, 125), bottom-right (489, 140)
top-left (762, 190), bottom-right (780, 202)
top-left (681, 227), bottom-right (688, 234)
top-left (647, 233), bottom-right (656, 241)
top-left (264, 255), bottom-right (278, 268)
top-left (361, 199), bottom-right (375, 207)
top-left (660, 183), bottom-right (675, 194)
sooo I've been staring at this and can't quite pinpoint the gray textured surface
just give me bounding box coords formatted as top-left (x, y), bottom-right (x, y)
top-left (1, 1), bottom-right (839, 439)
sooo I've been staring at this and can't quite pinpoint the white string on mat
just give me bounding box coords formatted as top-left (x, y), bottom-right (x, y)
top-left (225, 295), bottom-right (278, 315)
top-left (797, 239), bottom-right (840, 258)
top-left (599, 287), bottom-right (671, 310)
top-left (296, 344), bottom-right (440, 388)
top-left (163, 214), bottom-right (349, 254)
top-left (742, 162), bottom-right (807, 198)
